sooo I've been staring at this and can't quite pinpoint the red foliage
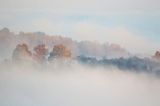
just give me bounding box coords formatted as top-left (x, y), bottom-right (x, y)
top-left (33, 44), bottom-right (48, 63)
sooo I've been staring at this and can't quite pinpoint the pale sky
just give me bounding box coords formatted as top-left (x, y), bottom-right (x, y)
top-left (0, 0), bottom-right (160, 55)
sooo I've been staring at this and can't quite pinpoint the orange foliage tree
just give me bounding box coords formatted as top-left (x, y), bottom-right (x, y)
top-left (48, 44), bottom-right (71, 61)
top-left (12, 43), bottom-right (32, 61)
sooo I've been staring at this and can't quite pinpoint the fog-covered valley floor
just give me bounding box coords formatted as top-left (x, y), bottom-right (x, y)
top-left (0, 0), bottom-right (160, 104)
top-left (0, 62), bottom-right (160, 106)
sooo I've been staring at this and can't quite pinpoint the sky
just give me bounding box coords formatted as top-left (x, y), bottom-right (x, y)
top-left (0, 0), bottom-right (160, 55)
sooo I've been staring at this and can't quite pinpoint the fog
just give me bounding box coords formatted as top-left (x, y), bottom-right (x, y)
top-left (0, 61), bottom-right (160, 106)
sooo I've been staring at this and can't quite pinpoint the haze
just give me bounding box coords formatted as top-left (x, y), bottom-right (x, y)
top-left (0, 62), bottom-right (160, 106)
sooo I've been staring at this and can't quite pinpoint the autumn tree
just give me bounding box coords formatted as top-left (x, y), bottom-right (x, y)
top-left (12, 43), bottom-right (32, 62)
top-left (153, 51), bottom-right (160, 60)
top-left (48, 44), bottom-right (71, 61)
top-left (33, 44), bottom-right (48, 63)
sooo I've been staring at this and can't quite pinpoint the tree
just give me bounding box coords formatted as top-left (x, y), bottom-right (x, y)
top-left (33, 44), bottom-right (48, 63)
top-left (12, 43), bottom-right (32, 62)
top-left (153, 51), bottom-right (160, 60)
top-left (48, 44), bottom-right (71, 61)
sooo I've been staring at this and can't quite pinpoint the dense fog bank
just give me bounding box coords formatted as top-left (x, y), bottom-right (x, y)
top-left (0, 62), bottom-right (160, 106)
top-left (0, 28), bottom-right (160, 106)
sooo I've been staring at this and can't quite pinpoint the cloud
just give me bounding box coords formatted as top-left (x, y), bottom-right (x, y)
top-left (31, 19), bottom-right (57, 33)
top-left (0, 62), bottom-right (160, 106)
top-left (0, 0), bottom-right (160, 14)
top-left (71, 21), bottom-right (160, 55)
top-left (8, 18), bottom-right (69, 35)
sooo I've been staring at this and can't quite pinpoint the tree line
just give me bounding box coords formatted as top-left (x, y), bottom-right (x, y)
top-left (12, 43), bottom-right (71, 64)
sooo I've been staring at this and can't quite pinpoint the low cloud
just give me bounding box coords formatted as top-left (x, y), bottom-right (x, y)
top-left (72, 21), bottom-right (160, 55)
top-left (0, 62), bottom-right (160, 106)
top-left (0, 0), bottom-right (159, 13)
